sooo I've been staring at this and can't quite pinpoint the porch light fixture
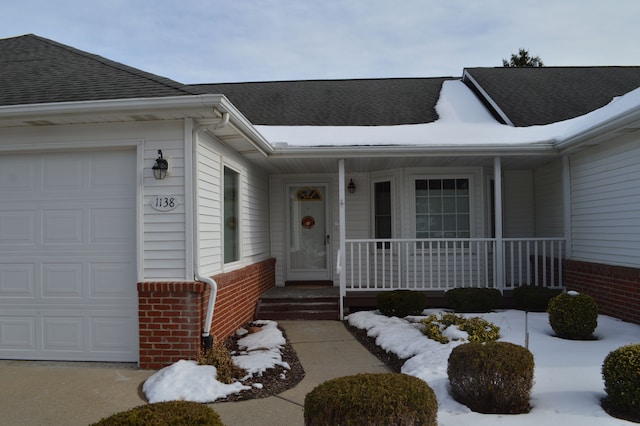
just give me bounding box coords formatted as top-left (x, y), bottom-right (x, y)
top-left (152, 150), bottom-right (169, 180)
top-left (347, 179), bottom-right (356, 194)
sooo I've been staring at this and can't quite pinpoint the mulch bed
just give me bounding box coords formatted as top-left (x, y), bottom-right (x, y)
top-left (215, 323), bottom-right (306, 402)
top-left (215, 319), bottom-right (405, 402)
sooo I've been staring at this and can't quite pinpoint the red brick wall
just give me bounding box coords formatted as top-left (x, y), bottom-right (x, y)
top-left (209, 258), bottom-right (276, 340)
top-left (563, 259), bottom-right (640, 325)
top-left (137, 258), bottom-right (275, 369)
top-left (137, 281), bottom-right (205, 370)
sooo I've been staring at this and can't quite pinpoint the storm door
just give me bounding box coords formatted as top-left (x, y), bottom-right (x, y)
top-left (286, 184), bottom-right (330, 281)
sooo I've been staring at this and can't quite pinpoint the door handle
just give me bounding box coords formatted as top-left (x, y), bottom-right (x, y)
top-left (326, 234), bottom-right (330, 245)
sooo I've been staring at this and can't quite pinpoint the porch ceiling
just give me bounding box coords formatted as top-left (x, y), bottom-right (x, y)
top-left (245, 151), bottom-right (560, 174)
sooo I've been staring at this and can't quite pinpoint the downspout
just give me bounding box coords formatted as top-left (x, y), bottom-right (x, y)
top-left (192, 111), bottom-right (229, 349)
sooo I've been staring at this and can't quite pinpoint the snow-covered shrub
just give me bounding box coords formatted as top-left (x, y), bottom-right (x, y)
top-left (547, 291), bottom-right (598, 339)
top-left (448, 341), bottom-right (534, 414)
top-left (377, 290), bottom-right (427, 318)
top-left (91, 401), bottom-right (225, 425)
top-left (198, 339), bottom-right (247, 384)
top-left (445, 287), bottom-right (503, 312)
top-left (602, 344), bottom-right (640, 420)
top-left (304, 373), bottom-right (437, 426)
top-left (420, 312), bottom-right (500, 344)
top-left (513, 285), bottom-right (562, 312)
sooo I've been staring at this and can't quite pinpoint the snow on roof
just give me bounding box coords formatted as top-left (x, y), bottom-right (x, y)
top-left (255, 81), bottom-right (640, 149)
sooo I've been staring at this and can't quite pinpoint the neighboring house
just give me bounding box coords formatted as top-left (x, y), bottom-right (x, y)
top-left (0, 35), bottom-right (638, 368)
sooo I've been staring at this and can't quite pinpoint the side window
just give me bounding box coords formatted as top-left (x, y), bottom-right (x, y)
top-left (224, 166), bottom-right (239, 263)
top-left (374, 180), bottom-right (392, 249)
top-left (374, 181), bottom-right (392, 239)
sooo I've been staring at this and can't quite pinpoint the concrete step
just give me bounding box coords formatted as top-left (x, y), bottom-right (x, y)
top-left (255, 297), bottom-right (340, 320)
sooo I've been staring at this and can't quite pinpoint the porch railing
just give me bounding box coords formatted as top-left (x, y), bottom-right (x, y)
top-left (342, 238), bottom-right (565, 292)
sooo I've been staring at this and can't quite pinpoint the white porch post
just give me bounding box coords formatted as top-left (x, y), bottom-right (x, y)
top-left (494, 157), bottom-right (504, 291)
top-left (338, 159), bottom-right (347, 319)
top-left (562, 155), bottom-right (572, 259)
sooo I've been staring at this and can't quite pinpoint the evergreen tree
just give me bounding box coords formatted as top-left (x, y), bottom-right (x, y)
top-left (502, 48), bottom-right (544, 67)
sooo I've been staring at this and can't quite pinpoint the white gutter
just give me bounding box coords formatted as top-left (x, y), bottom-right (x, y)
top-left (268, 142), bottom-right (557, 159)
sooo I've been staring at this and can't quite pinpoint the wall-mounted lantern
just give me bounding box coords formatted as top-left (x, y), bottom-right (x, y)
top-left (152, 150), bottom-right (169, 180)
top-left (347, 178), bottom-right (356, 194)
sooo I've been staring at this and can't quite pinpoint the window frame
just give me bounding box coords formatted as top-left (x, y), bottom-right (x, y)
top-left (371, 176), bottom-right (395, 249)
top-left (222, 164), bottom-right (241, 265)
top-left (412, 174), bottom-right (474, 242)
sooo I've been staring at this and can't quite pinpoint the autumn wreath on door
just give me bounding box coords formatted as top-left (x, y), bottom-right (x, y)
top-left (301, 215), bottom-right (315, 229)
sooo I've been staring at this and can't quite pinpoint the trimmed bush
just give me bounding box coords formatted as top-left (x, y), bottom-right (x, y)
top-left (448, 341), bottom-right (534, 414)
top-left (304, 373), bottom-right (437, 426)
top-left (513, 285), bottom-right (563, 312)
top-left (420, 312), bottom-right (500, 344)
top-left (445, 287), bottom-right (503, 312)
top-left (377, 290), bottom-right (427, 318)
top-left (547, 291), bottom-right (598, 339)
top-left (198, 339), bottom-right (247, 384)
top-left (91, 401), bottom-right (225, 425)
top-left (602, 344), bottom-right (640, 421)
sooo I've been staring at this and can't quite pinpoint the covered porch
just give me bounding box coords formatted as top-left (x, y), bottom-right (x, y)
top-left (333, 156), bottom-right (570, 318)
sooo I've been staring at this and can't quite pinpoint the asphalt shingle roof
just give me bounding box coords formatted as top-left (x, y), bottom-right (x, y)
top-left (464, 66), bottom-right (640, 127)
top-left (0, 34), bottom-right (194, 106)
top-left (3, 34), bottom-right (639, 129)
top-left (190, 78), bottom-right (456, 126)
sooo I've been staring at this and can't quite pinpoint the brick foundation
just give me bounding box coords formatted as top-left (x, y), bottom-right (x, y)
top-left (563, 259), bottom-right (640, 325)
top-left (138, 258), bottom-right (276, 369)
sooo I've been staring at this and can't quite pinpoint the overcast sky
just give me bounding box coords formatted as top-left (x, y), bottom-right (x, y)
top-left (2, 1), bottom-right (638, 84)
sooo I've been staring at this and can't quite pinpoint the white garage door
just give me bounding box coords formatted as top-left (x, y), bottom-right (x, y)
top-left (0, 150), bottom-right (138, 362)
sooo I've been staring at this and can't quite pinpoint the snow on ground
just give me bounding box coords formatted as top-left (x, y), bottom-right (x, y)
top-left (348, 309), bottom-right (639, 426)
top-left (143, 311), bottom-right (639, 424)
top-left (143, 320), bottom-right (288, 403)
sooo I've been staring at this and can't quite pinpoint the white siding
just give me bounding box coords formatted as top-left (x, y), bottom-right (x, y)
top-left (534, 160), bottom-right (564, 237)
top-left (141, 122), bottom-right (188, 280)
top-left (0, 120), bottom-right (189, 281)
top-left (196, 133), bottom-right (270, 277)
top-left (503, 170), bottom-right (535, 238)
top-left (570, 134), bottom-right (640, 267)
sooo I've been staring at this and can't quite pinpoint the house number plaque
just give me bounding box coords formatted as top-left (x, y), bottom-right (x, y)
top-left (151, 195), bottom-right (178, 212)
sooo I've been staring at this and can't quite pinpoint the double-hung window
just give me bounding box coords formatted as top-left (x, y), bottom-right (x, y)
top-left (415, 178), bottom-right (470, 239)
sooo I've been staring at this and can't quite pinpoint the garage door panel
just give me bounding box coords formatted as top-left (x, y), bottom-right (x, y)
top-left (0, 210), bottom-right (36, 244)
top-left (91, 208), bottom-right (135, 244)
top-left (42, 263), bottom-right (83, 298)
top-left (0, 150), bottom-right (137, 362)
top-left (0, 316), bottom-right (36, 349)
top-left (91, 315), bottom-right (138, 353)
top-left (91, 261), bottom-right (137, 298)
top-left (0, 264), bottom-right (35, 297)
top-left (43, 155), bottom-right (84, 192)
top-left (89, 151), bottom-right (136, 190)
top-left (42, 209), bottom-right (84, 244)
top-left (0, 157), bottom-right (36, 193)
top-left (43, 315), bottom-right (84, 352)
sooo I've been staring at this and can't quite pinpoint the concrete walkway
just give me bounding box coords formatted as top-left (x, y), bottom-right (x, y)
top-left (0, 320), bottom-right (389, 426)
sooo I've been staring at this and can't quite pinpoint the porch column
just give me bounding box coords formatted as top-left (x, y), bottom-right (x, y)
top-left (493, 157), bottom-right (504, 290)
top-left (562, 155), bottom-right (572, 259)
top-left (338, 159), bottom-right (346, 319)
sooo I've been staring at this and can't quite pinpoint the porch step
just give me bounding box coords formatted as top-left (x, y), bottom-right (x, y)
top-left (255, 287), bottom-right (340, 320)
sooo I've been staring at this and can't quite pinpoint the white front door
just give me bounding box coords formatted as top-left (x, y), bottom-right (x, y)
top-left (286, 184), bottom-right (330, 282)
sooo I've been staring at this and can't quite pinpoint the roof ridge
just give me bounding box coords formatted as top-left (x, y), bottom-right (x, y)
top-left (189, 76), bottom-right (459, 87)
top-left (24, 34), bottom-right (196, 96)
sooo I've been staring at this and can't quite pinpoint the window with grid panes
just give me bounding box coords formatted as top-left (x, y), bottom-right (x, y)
top-left (415, 178), bottom-right (470, 239)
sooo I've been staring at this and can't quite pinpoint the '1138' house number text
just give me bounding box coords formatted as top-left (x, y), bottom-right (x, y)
top-left (151, 195), bottom-right (178, 211)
